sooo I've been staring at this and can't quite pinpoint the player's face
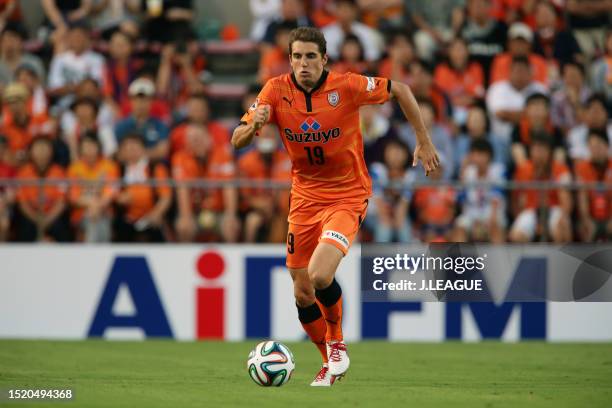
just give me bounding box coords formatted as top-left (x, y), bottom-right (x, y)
top-left (290, 41), bottom-right (328, 90)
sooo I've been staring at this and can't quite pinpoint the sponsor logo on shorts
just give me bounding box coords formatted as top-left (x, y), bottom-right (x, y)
top-left (366, 76), bottom-right (376, 92)
top-left (322, 230), bottom-right (349, 250)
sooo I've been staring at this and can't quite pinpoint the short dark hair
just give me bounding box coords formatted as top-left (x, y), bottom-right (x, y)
top-left (586, 93), bottom-right (608, 110)
top-left (587, 128), bottom-right (609, 145)
top-left (470, 138), bottom-right (494, 157)
top-left (288, 27), bottom-right (327, 56)
top-left (120, 133), bottom-right (146, 146)
top-left (525, 92), bottom-right (550, 107)
top-left (531, 131), bottom-right (553, 148)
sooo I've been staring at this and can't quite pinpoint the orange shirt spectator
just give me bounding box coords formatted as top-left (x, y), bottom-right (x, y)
top-left (170, 122), bottom-right (230, 155)
top-left (490, 52), bottom-right (549, 86)
top-left (258, 47), bottom-right (292, 83)
top-left (413, 186), bottom-right (457, 226)
top-left (68, 156), bottom-right (118, 225)
top-left (16, 161), bottom-right (65, 214)
top-left (513, 159), bottom-right (571, 209)
top-left (575, 159), bottom-right (612, 222)
top-left (434, 62), bottom-right (485, 105)
top-left (118, 161), bottom-right (171, 223)
top-left (172, 144), bottom-right (235, 212)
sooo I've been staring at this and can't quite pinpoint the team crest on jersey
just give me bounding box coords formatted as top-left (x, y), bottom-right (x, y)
top-left (366, 76), bottom-right (376, 92)
top-left (249, 98), bottom-right (259, 111)
top-left (327, 91), bottom-right (340, 106)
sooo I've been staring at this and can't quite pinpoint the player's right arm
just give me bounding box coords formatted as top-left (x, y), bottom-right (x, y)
top-left (231, 106), bottom-right (271, 149)
top-left (232, 80), bottom-right (277, 149)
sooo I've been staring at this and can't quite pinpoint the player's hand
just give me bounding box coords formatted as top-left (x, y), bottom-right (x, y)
top-left (252, 105), bottom-right (270, 131)
top-left (412, 141), bottom-right (440, 176)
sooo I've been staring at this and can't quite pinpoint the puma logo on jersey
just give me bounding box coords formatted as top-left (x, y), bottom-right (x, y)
top-left (283, 96), bottom-right (293, 106)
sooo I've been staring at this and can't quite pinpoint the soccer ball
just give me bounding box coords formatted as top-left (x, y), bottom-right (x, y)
top-left (247, 341), bottom-right (295, 386)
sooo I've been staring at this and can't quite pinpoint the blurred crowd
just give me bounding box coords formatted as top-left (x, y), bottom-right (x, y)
top-left (0, 0), bottom-right (610, 245)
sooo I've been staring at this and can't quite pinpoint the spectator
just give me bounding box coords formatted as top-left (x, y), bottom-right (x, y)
top-left (0, 0), bottom-right (22, 33)
top-left (357, 0), bottom-right (404, 29)
top-left (41, 0), bottom-right (93, 51)
top-left (90, 0), bottom-right (141, 40)
top-left (0, 22), bottom-right (46, 86)
top-left (169, 94), bottom-right (230, 155)
top-left (329, 33), bottom-right (368, 74)
top-left (489, 22), bottom-right (549, 86)
top-left (397, 98), bottom-right (453, 180)
top-left (15, 63), bottom-right (48, 118)
top-left (533, 1), bottom-right (582, 68)
top-left (63, 96), bottom-right (117, 161)
top-left (566, 0), bottom-right (612, 60)
top-left (454, 138), bottom-right (507, 243)
top-left (591, 31), bottom-right (612, 107)
top-left (258, 21), bottom-right (293, 83)
top-left (67, 133), bottom-right (118, 242)
top-left (322, 0), bottom-right (384, 62)
top-left (460, 0), bottom-right (507, 82)
top-left (575, 129), bottom-right (612, 242)
top-left (377, 29), bottom-right (415, 84)
top-left (413, 160), bottom-right (457, 242)
top-left (103, 30), bottom-right (145, 115)
top-left (115, 78), bottom-right (169, 161)
top-left (1, 83), bottom-right (54, 166)
top-left (433, 37), bottom-right (485, 126)
top-left (567, 94), bottom-right (612, 160)
top-left (486, 56), bottom-right (547, 143)
top-left (490, 0), bottom-right (536, 27)
top-left (15, 137), bottom-right (70, 242)
top-left (140, 0), bottom-right (194, 44)
top-left (0, 134), bottom-right (15, 241)
top-left (250, 0), bottom-right (281, 41)
top-left (172, 123), bottom-right (239, 243)
top-left (47, 22), bottom-right (105, 110)
top-left (237, 124), bottom-right (291, 243)
top-left (551, 61), bottom-right (591, 133)
top-left (510, 133), bottom-right (572, 243)
top-left (454, 104), bottom-right (508, 176)
top-left (262, 0), bottom-right (312, 49)
top-left (366, 137), bottom-right (414, 243)
top-left (406, 0), bottom-right (465, 61)
top-left (61, 78), bottom-right (117, 157)
top-left (360, 103), bottom-right (396, 165)
top-left (408, 61), bottom-right (452, 124)
top-left (156, 40), bottom-right (206, 110)
top-left (113, 133), bottom-right (172, 242)
top-left (510, 93), bottom-right (565, 167)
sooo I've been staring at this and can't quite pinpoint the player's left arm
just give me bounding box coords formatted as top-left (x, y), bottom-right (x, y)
top-left (389, 81), bottom-right (440, 175)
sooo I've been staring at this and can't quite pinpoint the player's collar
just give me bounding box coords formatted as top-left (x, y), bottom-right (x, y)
top-left (291, 70), bottom-right (329, 95)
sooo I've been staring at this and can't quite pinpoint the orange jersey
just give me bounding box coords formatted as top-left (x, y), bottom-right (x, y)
top-left (67, 158), bottom-right (119, 223)
top-left (119, 161), bottom-right (172, 222)
top-left (413, 186), bottom-right (457, 225)
top-left (514, 160), bottom-right (571, 209)
top-left (16, 163), bottom-right (66, 213)
top-left (434, 62), bottom-right (485, 103)
top-left (169, 122), bottom-right (230, 155)
top-left (574, 159), bottom-right (612, 221)
top-left (240, 70), bottom-right (392, 220)
top-left (490, 53), bottom-right (549, 85)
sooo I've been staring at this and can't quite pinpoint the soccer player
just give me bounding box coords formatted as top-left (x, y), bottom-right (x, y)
top-left (232, 27), bottom-right (440, 386)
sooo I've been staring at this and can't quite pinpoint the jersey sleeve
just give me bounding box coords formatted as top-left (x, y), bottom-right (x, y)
top-left (240, 80), bottom-right (277, 126)
top-left (347, 73), bottom-right (392, 106)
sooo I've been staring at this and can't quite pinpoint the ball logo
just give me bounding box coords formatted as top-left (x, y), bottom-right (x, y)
top-left (328, 91), bottom-right (339, 107)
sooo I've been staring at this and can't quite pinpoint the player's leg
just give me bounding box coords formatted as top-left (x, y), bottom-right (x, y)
top-left (309, 199), bottom-right (368, 377)
top-left (286, 222), bottom-right (334, 386)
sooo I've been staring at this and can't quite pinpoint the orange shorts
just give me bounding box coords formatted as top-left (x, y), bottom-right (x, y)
top-left (286, 196), bottom-right (368, 269)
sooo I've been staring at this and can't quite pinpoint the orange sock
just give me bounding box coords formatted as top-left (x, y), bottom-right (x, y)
top-left (297, 302), bottom-right (328, 363)
top-left (315, 279), bottom-right (343, 342)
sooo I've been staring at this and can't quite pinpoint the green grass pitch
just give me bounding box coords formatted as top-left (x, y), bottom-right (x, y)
top-left (0, 340), bottom-right (611, 407)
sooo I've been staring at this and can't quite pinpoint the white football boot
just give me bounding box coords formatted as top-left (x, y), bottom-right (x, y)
top-left (327, 341), bottom-right (349, 377)
top-left (310, 364), bottom-right (336, 387)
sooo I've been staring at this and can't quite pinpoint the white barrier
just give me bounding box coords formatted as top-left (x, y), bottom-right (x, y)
top-left (1, 244), bottom-right (611, 341)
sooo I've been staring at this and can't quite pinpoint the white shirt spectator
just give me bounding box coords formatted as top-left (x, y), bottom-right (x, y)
top-left (48, 50), bottom-right (106, 108)
top-left (322, 22), bottom-right (383, 62)
top-left (457, 162), bottom-right (507, 229)
top-left (250, 0), bottom-right (281, 41)
top-left (486, 80), bottom-right (547, 142)
top-left (566, 121), bottom-right (612, 160)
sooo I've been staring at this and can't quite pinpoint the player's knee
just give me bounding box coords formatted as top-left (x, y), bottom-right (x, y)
top-left (308, 268), bottom-right (332, 290)
top-left (293, 283), bottom-right (315, 306)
